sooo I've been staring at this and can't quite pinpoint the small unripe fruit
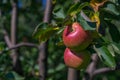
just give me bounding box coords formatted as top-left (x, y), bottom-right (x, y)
top-left (63, 22), bottom-right (92, 52)
top-left (64, 48), bottom-right (90, 69)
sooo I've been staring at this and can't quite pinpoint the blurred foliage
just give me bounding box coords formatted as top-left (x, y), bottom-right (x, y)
top-left (0, 0), bottom-right (120, 80)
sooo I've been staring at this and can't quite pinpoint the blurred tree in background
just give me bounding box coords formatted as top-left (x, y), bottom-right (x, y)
top-left (0, 0), bottom-right (120, 80)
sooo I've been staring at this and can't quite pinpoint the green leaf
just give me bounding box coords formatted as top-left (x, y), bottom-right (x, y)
top-left (67, 2), bottom-right (80, 16)
top-left (101, 3), bottom-right (120, 20)
top-left (104, 3), bottom-right (119, 15)
top-left (77, 14), bottom-right (96, 30)
top-left (0, 42), bottom-right (5, 51)
top-left (107, 44), bottom-right (115, 56)
top-left (53, 5), bottom-right (65, 19)
top-left (111, 43), bottom-right (120, 54)
top-left (67, 2), bottom-right (89, 16)
top-left (109, 24), bottom-right (120, 43)
top-left (33, 22), bottom-right (59, 42)
top-left (56, 41), bottom-right (64, 46)
top-left (94, 45), bottom-right (116, 68)
top-left (33, 22), bottom-right (48, 34)
top-left (56, 63), bottom-right (65, 71)
top-left (13, 72), bottom-right (24, 80)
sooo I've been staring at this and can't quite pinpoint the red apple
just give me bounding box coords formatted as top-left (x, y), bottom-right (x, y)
top-left (64, 48), bottom-right (90, 69)
top-left (63, 22), bottom-right (92, 52)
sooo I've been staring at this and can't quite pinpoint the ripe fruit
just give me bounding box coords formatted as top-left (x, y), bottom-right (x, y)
top-left (64, 48), bottom-right (90, 69)
top-left (63, 22), bottom-right (92, 52)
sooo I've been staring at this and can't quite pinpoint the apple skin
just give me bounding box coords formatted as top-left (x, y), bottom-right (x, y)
top-left (63, 22), bottom-right (92, 52)
top-left (64, 48), bottom-right (91, 69)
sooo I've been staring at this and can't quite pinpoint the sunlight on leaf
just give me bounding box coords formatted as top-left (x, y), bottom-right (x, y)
top-left (90, 12), bottom-right (100, 32)
top-left (38, 27), bottom-right (59, 42)
top-left (33, 22), bottom-right (60, 42)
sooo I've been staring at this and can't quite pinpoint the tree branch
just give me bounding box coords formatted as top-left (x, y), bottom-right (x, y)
top-left (92, 67), bottom-right (115, 76)
top-left (86, 54), bottom-right (99, 74)
top-left (83, 54), bottom-right (120, 80)
top-left (10, 0), bottom-right (23, 75)
top-left (38, 0), bottom-right (53, 80)
top-left (92, 63), bottom-right (120, 77)
top-left (3, 29), bottom-right (12, 48)
top-left (43, 0), bottom-right (53, 23)
top-left (9, 42), bottom-right (39, 49)
top-left (0, 42), bottom-right (39, 54)
top-left (11, 0), bottom-right (17, 45)
top-left (83, 54), bottom-right (99, 80)
top-left (67, 68), bottom-right (80, 80)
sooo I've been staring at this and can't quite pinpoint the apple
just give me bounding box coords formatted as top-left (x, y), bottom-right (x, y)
top-left (63, 22), bottom-right (92, 52)
top-left (64, 48), bottom-right (91, 69)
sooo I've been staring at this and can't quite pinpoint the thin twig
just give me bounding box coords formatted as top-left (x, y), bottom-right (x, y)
top-left (0, 43), bottom-right (38, 54)
top-left (0, 42), bottom-right (39, 54)
top-left (92, 68), bottom-right (115, 77)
